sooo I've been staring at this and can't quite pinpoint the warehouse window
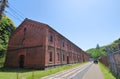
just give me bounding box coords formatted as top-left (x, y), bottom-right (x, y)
top-left (57, 53), bottom-right (60, 61)
top-left (49, 34), bottom-right (53, 42)
top-left (49, 52), bottom-right (52, 62)
top-left (63, 42), bottom-right (64, 47)
top-left (48, 46), bottom-right (53, 50)
top-left (24, 27), bottom-right (27, 32)
top-left (63, 53), bottom-right (65, 61)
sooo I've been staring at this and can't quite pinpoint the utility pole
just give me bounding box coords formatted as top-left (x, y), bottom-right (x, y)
top-left (0, 0), bottom-right (8, 21)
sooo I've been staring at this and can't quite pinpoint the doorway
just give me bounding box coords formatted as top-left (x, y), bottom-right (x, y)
top-left (19, 55), bottom-right (25, 68)
top-left (67, 56), bottom-right (69, 64)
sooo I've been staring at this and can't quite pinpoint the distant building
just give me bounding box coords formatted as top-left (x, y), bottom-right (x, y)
top-left (5, 18), bottom-right (89, 69)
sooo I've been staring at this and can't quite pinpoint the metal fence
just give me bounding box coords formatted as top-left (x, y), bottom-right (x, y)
top-left (108, 53), bottom-right (119, 75)
top-left (100, 51), bottom-right (120, 77)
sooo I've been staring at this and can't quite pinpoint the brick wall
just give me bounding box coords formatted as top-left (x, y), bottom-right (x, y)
top-left (5, 18), bottom-right (89, 69)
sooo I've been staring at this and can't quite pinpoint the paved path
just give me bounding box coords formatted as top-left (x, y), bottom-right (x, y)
top-left (81, 63), bottom-right (104, 79)
top-left (41, 62), bottom-right (104, 79)
top-left (41, 62), bottom-right (92, 79)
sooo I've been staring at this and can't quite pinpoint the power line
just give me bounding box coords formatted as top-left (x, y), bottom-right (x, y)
top-left (5, 10), bottom-right (23, 22)
top-left (6, 7), bottom-right (24, 20)
top-left (5, 2), bottom-right (26, 22)
top-left (7, 2), bottom-right (25, 19)
top-left (7, 6), bottom-right (24, 19)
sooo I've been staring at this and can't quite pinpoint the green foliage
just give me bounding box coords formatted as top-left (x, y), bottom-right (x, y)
top-left (0, 16), bottom-right (16, 58)
top-left (99, 62), bottom-right (116, 79)
top-left (107, 38), bottom-right (120, 52)
top-left (87, 38), bottom-right (120, 59)
top-left (87, 44), bottom-right (106, 59)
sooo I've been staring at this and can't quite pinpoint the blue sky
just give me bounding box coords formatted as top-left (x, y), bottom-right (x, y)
top-left (5, 0), bottom-right (120, 50)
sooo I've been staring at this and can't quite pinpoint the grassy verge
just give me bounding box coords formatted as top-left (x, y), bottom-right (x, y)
top-left (0, 62), bottom-right (87, 79)
top-left (98, 62), bottom-right (116, 79)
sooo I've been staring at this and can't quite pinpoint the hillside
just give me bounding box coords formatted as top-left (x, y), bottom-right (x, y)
top-left (0, 16), bottom-right (16, 63)
top-left (87, 38), bottom-right (120, 59)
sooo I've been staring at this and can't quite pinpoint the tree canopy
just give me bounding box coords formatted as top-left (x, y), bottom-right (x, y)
top-left (87, 38), bottom-right (120, 59)
top-left (0, 16), bottom-right (16, 57)
top-left (87, 44), bottom-right (106, 59)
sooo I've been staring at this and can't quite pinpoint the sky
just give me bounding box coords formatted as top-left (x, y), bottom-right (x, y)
top-left (5, 0), bottom-right (120, 51)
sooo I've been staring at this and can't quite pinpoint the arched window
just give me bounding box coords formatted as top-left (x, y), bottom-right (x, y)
top-left (24, 27), bottom-right (27, 32)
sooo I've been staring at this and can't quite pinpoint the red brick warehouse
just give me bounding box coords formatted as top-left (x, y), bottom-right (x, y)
top-left (5, 18), bottom-right (89, 69)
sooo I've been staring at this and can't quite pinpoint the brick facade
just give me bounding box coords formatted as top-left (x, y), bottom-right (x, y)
top-left (5, 18), bottom-right (89, 69)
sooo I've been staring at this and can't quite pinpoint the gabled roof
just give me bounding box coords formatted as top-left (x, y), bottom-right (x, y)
top-left (10, 18), bottom-right (48, 38)
top-left (10, 18), bottom-right (84, 52)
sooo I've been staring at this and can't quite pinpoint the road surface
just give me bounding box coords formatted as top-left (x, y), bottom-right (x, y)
top-left (81, 63), bottom-right (104, 79)
top-left (41, 62), bottom-right (104, 79)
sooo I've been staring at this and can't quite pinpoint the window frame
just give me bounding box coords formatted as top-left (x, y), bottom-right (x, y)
top-left (49, 52), bottom-right (52, 62)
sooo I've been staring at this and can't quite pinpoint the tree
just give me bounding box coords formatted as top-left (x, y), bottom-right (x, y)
top-left (91, 44), bottom-right (106, 59)
top-left (0, 0), bottom-right (8, 20)
top-left (0, 16), bottom-right (16, 58)
top-left (87, 38), bottom-right (120, 60)
top-left (96, 44), bottom-right (100, 49)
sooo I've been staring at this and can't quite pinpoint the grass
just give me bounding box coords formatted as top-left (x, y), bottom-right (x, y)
top-left (0, 62), bottom-right (86, 79)
top-left (98, 62), bottom-right (116, 79)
